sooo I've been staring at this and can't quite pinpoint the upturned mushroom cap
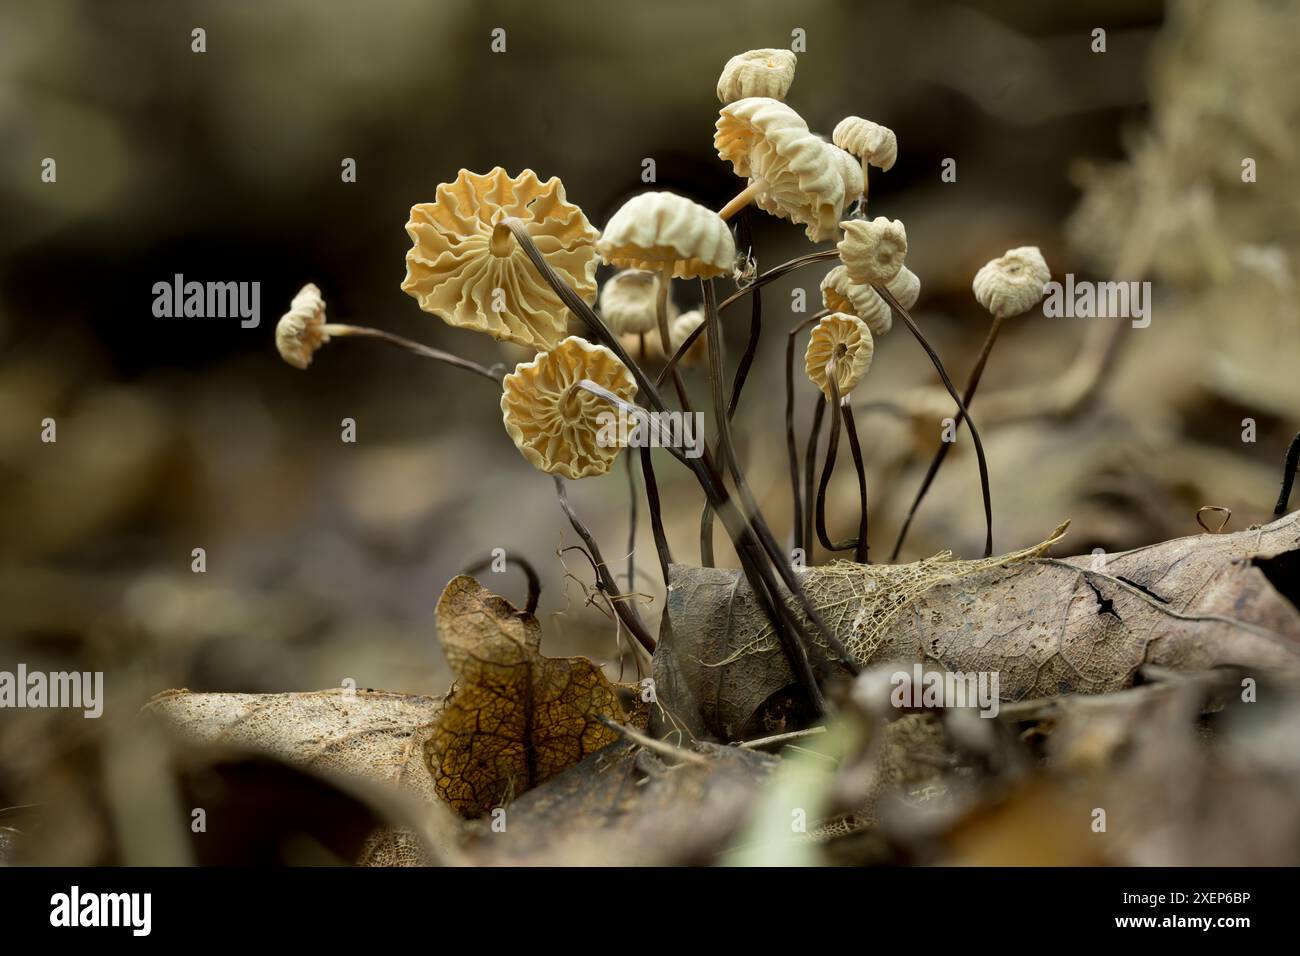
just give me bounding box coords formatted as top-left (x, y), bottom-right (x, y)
top-left (715, 97), bottom-right (846, 242)
top-left (598, 269), bottom-right (673, 335)
top-left (838, 217), bottom-right (908, 284)
top-left (804, 312), bottom-right (875, 401)
top-left (832, 116), bottom-right (898, 171)
top-left (402, 168), bottom-right (599, 351)
top-left (820, 265), bottom-right (921, 337)
top-left (500, 336), bottom-right (638, 480)
top-left (275, 283), bottom-right (329, 370)
top-left (596, 192), bottom-right (735, 279)
top-left (972, 246), bottom-right (1051, 319)
top-left (716, 49), bottom-right (797, 104)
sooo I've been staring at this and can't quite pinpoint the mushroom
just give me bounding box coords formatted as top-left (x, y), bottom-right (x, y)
top-left (832, 116), bottom-right (897, 206)
top-left (716, 49), bottom-right (797, 104)
top-left (402, 167), bottom-right (599, 352)
top-left (804, 312), bottom-right (874, 401)
top-left (821, 265), bottom-right (920, 338)
top-left (599, 268), bottom-right (674, 337)
top-left (596, 191), bottom-right (734, 378)
top-left (669, 309), bottom-right (709, 367)
top-left (714, 97), bottom-right (846, 242)
top-left (972, 246), bottom-right (1051, 319)
top-left (275, 283), bottom-right (332, 369)
top-left (838, 216), bottom-right (908, 285)
top-left (500, 335), bottom-right (638, 480)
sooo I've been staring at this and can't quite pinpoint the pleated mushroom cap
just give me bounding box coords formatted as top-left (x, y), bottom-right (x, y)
top-left (596, 192), bottom-right (736, 279)
top-left (500, 336), bottom-right (638, 480)
top-left (838, 216), bottom-right (908, 285)
top-left (804, 312), bottom-right (875, 401)
top-left (972, 246), bottom-right (1051, 318)
top-left (275, 283), bottom-right (330, 370)
top-left (715, 97), bottom-right (847, 242)
top-left (598, 269), bottom-right (673, 335)
top-left (402, 168), bottom-right (599, 351)
top-left (716, 49), bottom-right (797, 104)
top-left (832, 116), bottom-right (898, 171)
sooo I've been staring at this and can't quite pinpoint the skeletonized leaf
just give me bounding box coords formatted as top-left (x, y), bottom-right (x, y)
top-left (425, 575), bottom-right (625, 817)
top-left (655, 514), bottom-right (1300, 740)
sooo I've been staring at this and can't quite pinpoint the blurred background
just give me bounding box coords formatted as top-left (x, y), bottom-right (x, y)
top-left (2, 0), bottom-right (1298, 862)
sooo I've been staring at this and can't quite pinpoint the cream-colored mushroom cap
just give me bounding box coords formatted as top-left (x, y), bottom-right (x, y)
top-left (805, 312), bottom-right (874, 401)
top-left (598, 269), bottom-right (673, 336)
top-left (596, 192), bottom-right (735, 279)
top-left (972, 246), bottom-right (1051, 319)
top-left (832, 117), bottom-right (898, 171)
top-left (821, 265), bottom-right (921, 337)
top-left (500, 336), bottom-right (638, 480)
top-left (826, 143), bottom-right (864, 206)
top-left (402, 168), bottom-right (599, 352)
top-left (716, 49), bottom-right (797, 104)
top-left (715, 98), bottom-right (846, 242)
top-left (275, 283), bottom-right (329, 370)
top-left (669, 309), bottom-right (708, 367)
top-left (839, 217), bottom-right (908, 285)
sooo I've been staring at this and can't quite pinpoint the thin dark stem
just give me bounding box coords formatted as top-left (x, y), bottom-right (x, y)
top-left (786, 310), bottom-right (829, 554)
top-left (699, 273), bottom-right (764, 566)
top-left (890, 315), bottom-right (1004, 562)
top-left (625, 451), bottom-right (638, 592)
top-left (553, 477), bottom-right (655, 654)
top-left (657, 249), bottom-right (839, 385)
top-left (332, 325), bottom-right (504, 384)
top-left (875, 284), bottom-right (994, 559)
top-left (803, 398), bottom-right (826, 559)
top-left (639, 446), bottom-right (672, 589)
top-left (813, 369), bottom-right (858, 554)
top-left (460, 553), bottom-right (542, 615)
top-left (843, 405), bottom-right (870, 563)
top-left (1275, 431), bottom-right (1300, 516)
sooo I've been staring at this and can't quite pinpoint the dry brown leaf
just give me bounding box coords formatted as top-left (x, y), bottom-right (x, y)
top-left (655, 513), bottom-right (1300, 741)
top-left (142, 687), bottom-right (458, 865)
top-left (425, 575), bottom-right (625, 818)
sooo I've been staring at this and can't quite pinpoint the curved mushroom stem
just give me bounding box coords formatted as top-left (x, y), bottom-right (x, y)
top-left (625, 451), bottom-right (638, 592)
top-left (322, 324), bottom-right (504, 384)
top-left (718, 180), bottom-right (763, 221)
top-left (843, 402), bottom-right (871, 563)
top-left (1274, 431), bottom-right (1300, 516)
top-left (889, 313), bottom-right (1006, 562)
top-left (785, 309), bottom-right (830, 554)
top-left (460, 553), bottom-right (542, 615)
top-left (874, 283), bottom-right (995, 559)
top-left (813, 358), bottom-right (862, 555)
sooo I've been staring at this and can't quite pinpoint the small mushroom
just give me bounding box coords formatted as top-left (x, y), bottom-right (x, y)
top-left (402, 168), bottom-right (599, 351)
top-left (596, 192), bottom-right (735, 280)
top-left (838, 217), bottom-right (908, 285)
top-left (832, 116), bottom-right (898, 172)
top-left (500, 336), bottom-right (638, 480)
top-left (826, 142), bottom-right (865, 209)
top-left (669, 309), bottom-right (709, 367)
top-left (804, 312), bottom-right (874, 401)
top-left (716, 49), bottom-right (797, 104)
top-left (599, 269), bottom-right (674, 336)
top-left (833, 117), bottom-right (897, 209)
top-left (714, 97), bottom-right (846, 241)
top-left (972, 246), bottom-right (1051, 319)
top-left (275, 283), bottom-right (332, 369)
top-left (821, 265), bottom-right (920, 337)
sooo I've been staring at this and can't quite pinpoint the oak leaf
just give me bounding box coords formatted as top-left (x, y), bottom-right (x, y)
top-left (425, 575), bottom-right (625, 817)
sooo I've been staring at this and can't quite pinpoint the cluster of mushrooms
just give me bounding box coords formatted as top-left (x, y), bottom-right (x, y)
top-left (275, 48), bottom-right (1053, 710)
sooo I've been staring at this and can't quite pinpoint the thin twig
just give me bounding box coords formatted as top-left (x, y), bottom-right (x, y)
top-left (597, 716), bottom-right (711, 766)
top-left (553, 477), bottom-right (655, 654)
